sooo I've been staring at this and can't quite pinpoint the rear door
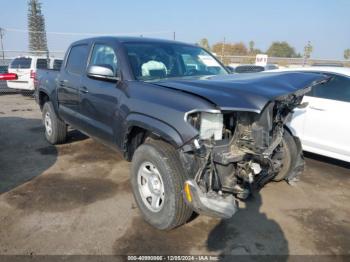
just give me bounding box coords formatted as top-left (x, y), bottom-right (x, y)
top-left (299, 74), bottom-right (350, 161)
top-left (57, 43), bottom-right (89, 129)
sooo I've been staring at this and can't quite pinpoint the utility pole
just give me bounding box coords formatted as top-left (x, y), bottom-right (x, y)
top-left (0, 27), bottom-right (5, 60)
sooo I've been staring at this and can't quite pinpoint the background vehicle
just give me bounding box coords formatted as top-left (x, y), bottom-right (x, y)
top-left (36, 37), bottom-right (327, 230)
top-left (266, 67), bottom-right (350, 162)
top-left (264, 64), bottom-right (279, 70)
top-left (7, 56), bottom-right (62, 93)
top-left (232, 64), bottom-right (279, 74)
top-left (235, 64), bottom-right (265, 73)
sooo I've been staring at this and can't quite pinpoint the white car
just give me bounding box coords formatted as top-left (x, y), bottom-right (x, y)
top-left (7, 56), bottom-right (62, 92)
top-left (266, 67), bottom-right (350, 162)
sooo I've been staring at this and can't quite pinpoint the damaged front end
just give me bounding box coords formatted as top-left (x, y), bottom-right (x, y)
top-left (180, 91), bottom-right (308, 219)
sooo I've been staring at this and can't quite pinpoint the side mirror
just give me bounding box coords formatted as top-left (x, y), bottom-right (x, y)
top-left (87, 65), bottom-right (120, 82)
top-left (0, 73), bottom-right (18, 81)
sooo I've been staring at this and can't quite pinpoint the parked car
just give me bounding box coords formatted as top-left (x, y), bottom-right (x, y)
top-left (235, 64), bottom-right (265, 73)
top-left (234, 64), bottom-right (279, 74)
top-left (35, 37), bottom-right (327, 230)
top-left (266, 67), bottom-right (350, 162)
top-left (264, 64), bottom-right (279, 70)
top-left (7, 56), bottom-right (63, 93)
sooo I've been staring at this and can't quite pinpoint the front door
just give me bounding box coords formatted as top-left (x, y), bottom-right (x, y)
top-left (79, 43), bottom-right (121, 144)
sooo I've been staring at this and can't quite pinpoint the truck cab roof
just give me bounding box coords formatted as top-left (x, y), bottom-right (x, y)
top-left (70, 36), bottom-right (197, 47)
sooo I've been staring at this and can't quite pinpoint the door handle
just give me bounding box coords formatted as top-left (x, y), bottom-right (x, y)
top-left (59, 80), bottom-right (67, 87)
top-left (309, 106), bottom-right (325, 111)
top-left (80, 87), bottom-right (89, 94)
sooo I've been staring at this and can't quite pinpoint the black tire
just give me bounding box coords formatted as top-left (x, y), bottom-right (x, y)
top-left (130, 140), bottom-right (193, 230)
top-left (42, 101), bottom-right (67, 144)
top-left (273, 131), bottom-right (298, 181)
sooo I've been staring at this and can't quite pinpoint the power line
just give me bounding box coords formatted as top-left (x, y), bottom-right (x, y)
top-left (3, 27), bottom-right (173, 37)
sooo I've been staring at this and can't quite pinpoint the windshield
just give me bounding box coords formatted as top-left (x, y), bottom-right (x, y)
top-left (124, 42), bottom-right (228, 81)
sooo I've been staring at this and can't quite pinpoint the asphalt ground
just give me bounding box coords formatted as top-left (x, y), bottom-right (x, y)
top-left (0, 94), bottom-right (349, 260)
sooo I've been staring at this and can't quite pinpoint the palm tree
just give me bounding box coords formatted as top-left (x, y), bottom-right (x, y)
top-left (28, 0), bottom-right (48, 56)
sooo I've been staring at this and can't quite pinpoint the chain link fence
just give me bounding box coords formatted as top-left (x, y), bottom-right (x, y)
top-left (0, 58), bottom-right (14, 94)
top-left (218, 55), bottom-right (350, 67)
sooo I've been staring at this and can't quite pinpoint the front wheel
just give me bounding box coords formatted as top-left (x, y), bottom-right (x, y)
top-left (130, 140), bottom-right (193, 230)
top-left (42, 101), bottom-right (67, 144)
top-left (273, 131), bottom-right (298, 181)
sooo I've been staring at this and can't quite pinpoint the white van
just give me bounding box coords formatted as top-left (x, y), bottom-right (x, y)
top-left (7, 56), bottom-right (63, 92)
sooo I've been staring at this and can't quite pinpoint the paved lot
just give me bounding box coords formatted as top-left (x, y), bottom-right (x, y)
top-left (0, 94), bottom-right (349, 258)
top-left (0, 82), bottom-right (17, 94)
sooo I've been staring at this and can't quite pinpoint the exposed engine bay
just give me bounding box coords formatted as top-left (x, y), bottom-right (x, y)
top-left (180, 92), bottom-right (307, 218)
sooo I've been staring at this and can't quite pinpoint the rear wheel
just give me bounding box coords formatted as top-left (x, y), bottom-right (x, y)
top-left (273, 131), bottom-right (298, 181)
top-left (130, 140), bottom-right (193, 230)
top-left (42, 101), bottom-right (67, 144)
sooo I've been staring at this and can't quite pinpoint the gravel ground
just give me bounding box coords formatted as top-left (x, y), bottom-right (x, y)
top-left (0, 94), bottom-right (349, 259)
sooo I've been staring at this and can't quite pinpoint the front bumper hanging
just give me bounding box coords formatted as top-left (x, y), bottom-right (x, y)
top-left (183, 180), bottom-right (238, 219)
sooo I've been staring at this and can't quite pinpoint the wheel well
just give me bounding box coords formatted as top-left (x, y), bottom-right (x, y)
top-left (39, 91), bottom-right (49, 110)
top-left (124, 126), bottom-right (148, 161)
top-left (124, 126), bottom-right (171, 161)
top-left (283, 124), bottom-right (303, 153)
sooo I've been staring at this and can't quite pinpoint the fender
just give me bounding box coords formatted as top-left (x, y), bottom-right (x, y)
top-left (125, 113), bottom-right (184, 148)
top-left (37, 88), bottom-right (61, 119)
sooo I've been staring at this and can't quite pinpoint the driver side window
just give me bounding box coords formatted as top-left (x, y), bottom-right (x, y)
top-left (90, 44), bottom-right (118, 76)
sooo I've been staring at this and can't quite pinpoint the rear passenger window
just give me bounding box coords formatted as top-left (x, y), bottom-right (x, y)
top-left (310, 74), bottom-right (350, 103)
top-left (66, 44), bottom-right (89, 75)
top-left (36, 59), bottom-right (48, 69)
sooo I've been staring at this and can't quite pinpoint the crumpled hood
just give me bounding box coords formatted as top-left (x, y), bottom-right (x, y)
top-left (153, 72), bottom-right (328, 113)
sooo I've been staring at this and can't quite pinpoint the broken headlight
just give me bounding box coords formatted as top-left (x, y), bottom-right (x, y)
top-left (186, 111), bottom-right (223, 141)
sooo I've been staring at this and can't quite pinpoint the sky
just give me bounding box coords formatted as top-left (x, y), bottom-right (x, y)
top-left (1, 0), bottom-right (349, 59)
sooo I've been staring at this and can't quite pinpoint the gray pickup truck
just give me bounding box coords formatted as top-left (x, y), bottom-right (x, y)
top-left (35, 36), bottom-right (327, 230)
